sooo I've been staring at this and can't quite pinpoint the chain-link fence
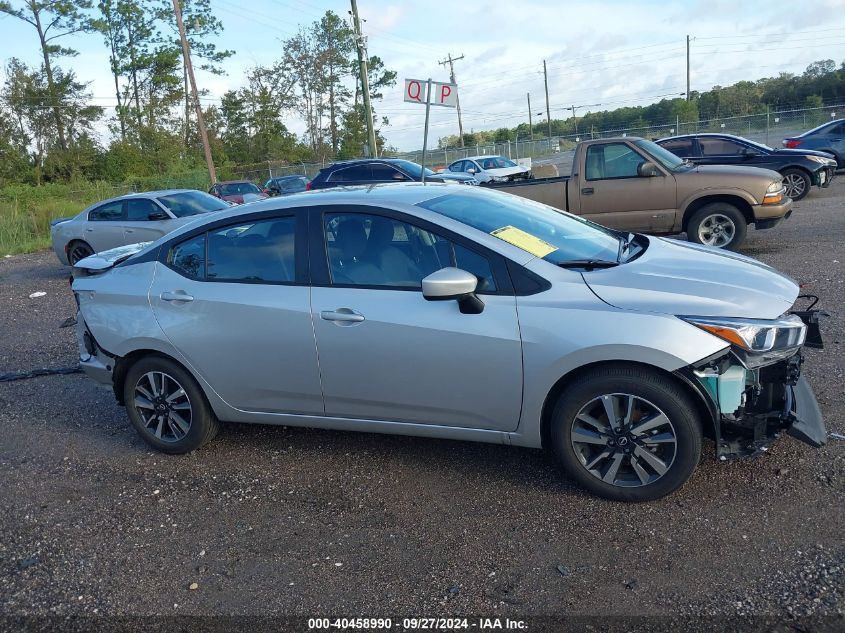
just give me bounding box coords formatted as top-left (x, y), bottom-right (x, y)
top-left (230, 103), bottom-right (843, 182)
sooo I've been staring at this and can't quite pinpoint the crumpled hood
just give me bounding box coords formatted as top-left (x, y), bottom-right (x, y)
top-left (73, 241), bottom-right (153, 273)
top-left (582, 237), bottom-right (799, 319)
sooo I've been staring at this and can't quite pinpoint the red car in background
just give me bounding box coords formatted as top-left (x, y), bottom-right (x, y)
top-left (209, 180), bottom-right (269, 204)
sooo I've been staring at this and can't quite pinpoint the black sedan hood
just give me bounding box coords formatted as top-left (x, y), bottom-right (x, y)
top-left (771, 147), bottom-right (836, 159)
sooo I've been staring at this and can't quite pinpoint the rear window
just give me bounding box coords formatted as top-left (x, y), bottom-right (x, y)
top-left (219, 182), bottom-right (260, 195)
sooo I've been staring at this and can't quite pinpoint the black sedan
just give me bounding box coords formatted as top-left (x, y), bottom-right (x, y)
top-left (307, 158), bottom-right (478, 190)
top-left (657, 133), bottom-right (837, 200)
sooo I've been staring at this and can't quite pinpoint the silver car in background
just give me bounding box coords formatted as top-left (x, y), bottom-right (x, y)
top-left (51, 189), bottom-right (231, 265)
top-left (71, 184), bottom-right (827, 501)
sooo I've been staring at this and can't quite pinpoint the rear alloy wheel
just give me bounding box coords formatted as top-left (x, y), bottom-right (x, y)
top-left (686, 203), bottom-right (747, 251)
top-left (123, 356), bottom-right (219, 454)
top-left (68, 241), bottom-right (94, 265)
top-left (781, 168), bottom-right (811, 201)
top-left (551, 365), bottom-right (702, 501)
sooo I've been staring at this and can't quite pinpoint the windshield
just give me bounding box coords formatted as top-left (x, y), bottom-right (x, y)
top-left (417, 190), bottom-right (622, 265)
top-left (220, 182), bottom-right (261, 195)
top-left (392, 160), bottom-right (435, 178)
top-left (478, 156), bottom-right (517, 169)
top-left (633, 139), bottom-right (687, 171)
top-left (157, 191), bottom-right (230, 217)
top-left (275, 177), bottom-right (308, 191)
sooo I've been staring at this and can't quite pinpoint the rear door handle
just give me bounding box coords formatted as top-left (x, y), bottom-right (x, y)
top-left (581, 187), bottom-right (594, 195)
top-left (160, 291), bottom-right (194, 302)
top-left (320, 308), bottom-right (365, 324)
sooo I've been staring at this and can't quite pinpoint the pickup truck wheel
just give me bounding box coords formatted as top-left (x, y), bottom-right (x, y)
top-left (781, 168), bottom-right (811, 201)
top-left (687, 204), bottom-right (747, 251)
top-left (550, 365), bottom-right (702, 502)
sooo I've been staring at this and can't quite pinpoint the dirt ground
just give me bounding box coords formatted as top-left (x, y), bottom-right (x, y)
top-left (1, 179), bottom-right (844, 631)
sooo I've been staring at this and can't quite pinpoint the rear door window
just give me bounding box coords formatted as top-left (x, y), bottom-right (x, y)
top-left (698, 138), bottom-right (745, 156)
top-left (329, 165), bottom-right (370, 182)
top-left (88, 201), bottom-right (125, 221)
top-left (659, 138), bottom-right (695, 157)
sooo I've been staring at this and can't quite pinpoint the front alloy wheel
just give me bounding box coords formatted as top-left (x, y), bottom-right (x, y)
top-left (696, 213), bottom-right (736, 248)
top-left (570, 394), bottom-right (677, 487)
top-left (781, 169), bottom-right (810, 201)
top-left (551, 365), bottom-right (702, 501)
top-left (68, 241), bottom-right (94, 265)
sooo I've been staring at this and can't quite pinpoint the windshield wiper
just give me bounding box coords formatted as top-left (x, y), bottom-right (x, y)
top-left (557, 259), bottom-right (619, 270)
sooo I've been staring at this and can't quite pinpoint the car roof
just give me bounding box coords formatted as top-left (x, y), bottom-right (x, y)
top-left (324, 158), bottom-right (409, 168)
top-left (463, 155), bottom-right (506, 161)
top-left (658, 133), bottom-right (750, 142)
top-left (271, 174), bottom-right (307, 179)
top-left (217, 180), bottom-right (256, 184)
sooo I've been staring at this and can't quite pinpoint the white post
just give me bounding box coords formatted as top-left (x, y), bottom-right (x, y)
top-left (421, 79), bottom-right (432, 184)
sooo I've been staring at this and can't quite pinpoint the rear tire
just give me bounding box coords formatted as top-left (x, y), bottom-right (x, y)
top-left (781, 168), bottom-right (811, 201)
top-left (686, 203), bottom-right (747, 251)
top-left (68, 240), bottom-right (94, 265)
top-left (550, 365), bottom-right (702, 502)
top-left (123, 355), bottom-right (219, 454)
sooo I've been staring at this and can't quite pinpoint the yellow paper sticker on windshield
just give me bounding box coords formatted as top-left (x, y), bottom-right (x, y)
top-left (490, 226), bottom-right (558, 258)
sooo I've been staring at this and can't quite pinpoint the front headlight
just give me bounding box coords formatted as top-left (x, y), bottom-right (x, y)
top-left (766, 180), bottom-right (783, 193)
top-left (682, 315), bottom-right (806, 368)
top-left (805, 155), bottom-right (831, 164)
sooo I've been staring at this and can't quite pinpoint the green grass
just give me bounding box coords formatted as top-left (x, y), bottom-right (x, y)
top-left (0, 171), bottom-right (212, 257)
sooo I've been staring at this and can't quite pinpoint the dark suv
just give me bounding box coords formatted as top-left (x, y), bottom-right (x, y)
top-left (657, 133), bottom-right (837, 200)
top-left (307, 159), bottom-right (478, 190)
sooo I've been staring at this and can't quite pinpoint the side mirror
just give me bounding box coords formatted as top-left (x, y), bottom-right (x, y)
top-left (148, 211), bottom-right (169, 220)
top-left (422, 267), bottom-right (484, 314)
top-left (467, 167), bottom-right (477, 174)
top-left (741, 148), bottom-right (759, 159)
top-left (637, 161), bottom-right (661, 177)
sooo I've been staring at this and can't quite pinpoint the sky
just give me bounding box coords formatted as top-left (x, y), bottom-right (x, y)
top-left (1, 0), bottom-right (845, 151)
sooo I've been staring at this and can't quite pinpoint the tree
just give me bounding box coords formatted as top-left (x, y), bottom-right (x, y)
top-left (159, 0), bottom-right (233, 146)
top-left (0, 0), bottom-right (95, 151)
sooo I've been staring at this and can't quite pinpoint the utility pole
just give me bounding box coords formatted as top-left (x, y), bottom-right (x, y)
top-left (543, 60), bottom-right (552, 141)
top-left (686, 35), bottom-right (690, 101)
top-left (569, 106), bottom-right (579, 136)
top-left (173, 0), bottom-right (216, 184)
top-left (350, 0), bottom-right (378, 157)
top-left (527, 93), bottom-right (533, 140)
top-left (439, 53), bottom-right (465, 147)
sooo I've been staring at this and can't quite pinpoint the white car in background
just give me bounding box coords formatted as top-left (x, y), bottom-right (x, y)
top-left (444, 155), bottom-right (532, 183)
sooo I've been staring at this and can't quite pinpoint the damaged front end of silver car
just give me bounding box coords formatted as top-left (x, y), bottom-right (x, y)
top-left (678, 297), bottom-right (828, 460)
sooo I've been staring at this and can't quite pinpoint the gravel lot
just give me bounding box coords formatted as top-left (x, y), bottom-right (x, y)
top-left (1, 180), bottom-right (844, 629)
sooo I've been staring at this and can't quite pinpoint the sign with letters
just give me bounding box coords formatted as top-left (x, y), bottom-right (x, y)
top-left (404, 78), bottom-right (458, 108)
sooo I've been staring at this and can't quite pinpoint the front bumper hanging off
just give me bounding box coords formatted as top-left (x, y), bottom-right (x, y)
top-left (684, 305), bottom-right (828, 460)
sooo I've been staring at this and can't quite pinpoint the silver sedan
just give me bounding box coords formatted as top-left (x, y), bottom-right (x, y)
top-left (51, 189), bottom-right (231, 265)
top-left (71, 184), bottom-right (826, 501)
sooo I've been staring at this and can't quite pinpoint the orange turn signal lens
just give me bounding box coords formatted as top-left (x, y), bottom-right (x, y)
top-left (693, 324), bottom-right (750, 349)
top-left (763, 193), bottom-right (783, 204)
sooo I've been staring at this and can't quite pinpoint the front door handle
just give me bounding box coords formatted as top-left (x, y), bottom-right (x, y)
top-left (321, 308), bottom-right (365, 324)
top-left (581, 187), bottom-right (594, 195)
top-left (160, 291), bottom-right (194, 302)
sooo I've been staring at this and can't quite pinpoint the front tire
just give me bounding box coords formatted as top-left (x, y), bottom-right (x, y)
top-left (686, 203), bottom-right (747, 251)
top-left (123, 356), bottom-right (219, 454)
top-left (550, 365), bottom-right (702, 502)
top-left (781, 168), bottom-right (811, 201)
